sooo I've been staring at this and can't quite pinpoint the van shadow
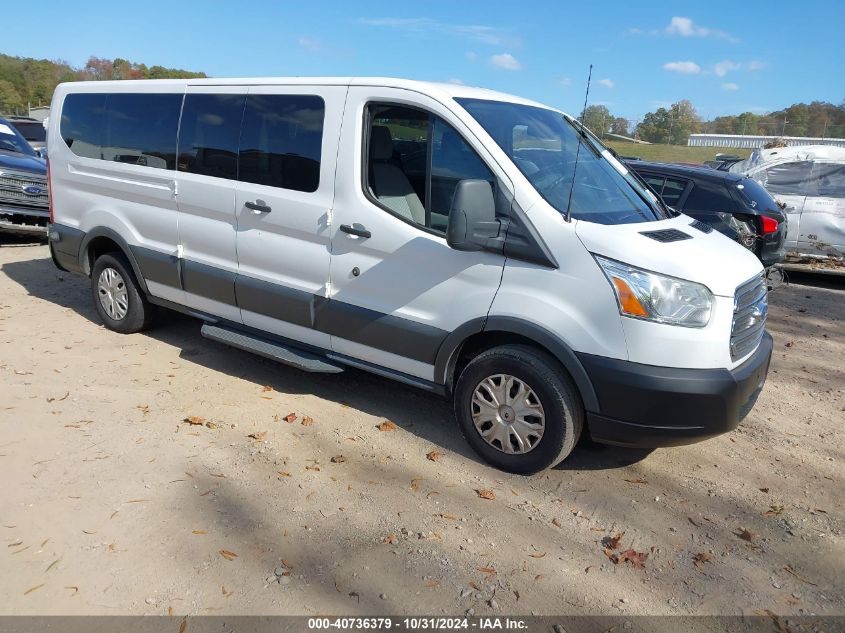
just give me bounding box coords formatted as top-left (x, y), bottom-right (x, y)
top-left (2, 254), bottom-right (651, 472)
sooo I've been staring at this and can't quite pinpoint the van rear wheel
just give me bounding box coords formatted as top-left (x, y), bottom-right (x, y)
top-left (91, 252), bottom-right (155, 333)
top-left (454, 344), bottom-right (583, 474)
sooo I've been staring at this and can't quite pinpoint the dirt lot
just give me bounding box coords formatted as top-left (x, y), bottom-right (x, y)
top-left (0, 239), bottom-right (842, 617)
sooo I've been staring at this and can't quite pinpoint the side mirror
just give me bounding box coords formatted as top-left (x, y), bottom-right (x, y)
top-left (446, 179), bottom-right (501, 252)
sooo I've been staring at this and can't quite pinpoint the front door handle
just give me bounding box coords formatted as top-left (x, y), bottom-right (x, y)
top-left (340, 224), bottom-right (372, 238)
top-left (245, 200), bottom-right (272, 213)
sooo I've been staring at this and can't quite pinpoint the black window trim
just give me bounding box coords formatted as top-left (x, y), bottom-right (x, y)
top-left (635, 170), bottom-right (693, 210)
top-left (360, 100), bottom-right (501, 239)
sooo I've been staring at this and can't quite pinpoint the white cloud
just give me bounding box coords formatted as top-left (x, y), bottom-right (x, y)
top-left (665, 16), bottom-right (737, 42)
top-left (597, 78), bottom-right (614, 88)
top-left (663, 61), bottom-right (701, 74)
top-left (721, 82), bottom-right (739, 91)
top-left (747, 60), bottom-right (766, 71)
top-left (358, 17), bottom-right (514, 46)
top-left (298, 37), bottom-right (322, 52)
top-left (713, 60), bottom-right (741, 77)
top-left (465, 51), bottom-right (478, 61)
top-left (491, 53), bottom-right (521, 71)
top-left (448, 78), bottom-right (465, 85)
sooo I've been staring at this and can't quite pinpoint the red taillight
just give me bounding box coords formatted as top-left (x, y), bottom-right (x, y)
top-left (47, 158), bottom-right (54, 224)
top-left (760, 215), bottom-right (778, 235)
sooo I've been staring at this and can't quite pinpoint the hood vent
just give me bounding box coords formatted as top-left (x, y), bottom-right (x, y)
top-left (639, 229), bottom-right (692, 243)
top-left (690, 219), bottom-right (714, 234)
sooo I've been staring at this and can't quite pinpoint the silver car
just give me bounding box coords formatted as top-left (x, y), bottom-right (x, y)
top-left (730, 145), bottom-right (845, 263)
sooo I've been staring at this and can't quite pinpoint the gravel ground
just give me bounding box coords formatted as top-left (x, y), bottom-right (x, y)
top-left (0, 239), bottom-right (842, 616)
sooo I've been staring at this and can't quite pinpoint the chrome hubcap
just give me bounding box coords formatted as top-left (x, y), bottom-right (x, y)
top-left (97, 267), bottom-right (129, 321)
top-left (471, 374), bottom-right (545, 454)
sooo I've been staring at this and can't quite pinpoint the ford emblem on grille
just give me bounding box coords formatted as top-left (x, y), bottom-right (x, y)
top-left (22, 184), bottom-right (44, 196)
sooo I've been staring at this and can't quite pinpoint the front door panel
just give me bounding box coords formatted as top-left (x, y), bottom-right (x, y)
top-left (327, 86), bottom-right (509, 381)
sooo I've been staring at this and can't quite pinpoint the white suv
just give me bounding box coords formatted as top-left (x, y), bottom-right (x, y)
top-left (46, 78), bottom-right (772, 473)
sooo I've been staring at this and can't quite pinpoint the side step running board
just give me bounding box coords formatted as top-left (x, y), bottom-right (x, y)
top-left (201, 324), bottom-right (344, 374)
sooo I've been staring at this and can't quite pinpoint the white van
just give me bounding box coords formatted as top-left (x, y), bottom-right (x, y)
top-left (47, 78), bottom-right (772, 473)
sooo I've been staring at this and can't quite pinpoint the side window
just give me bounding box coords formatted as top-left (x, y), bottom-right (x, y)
top-left (101, 93), bottom-right (182, 170)
top-left (178, 94), bottom-right (245, 180)
top-left (60, 93), bottom-right (107, 159)
top-left (661, 177), bottom-right (688, 207)
top-left (757, 161), bottom-right (813, 196)
top-left (238, 94), bottom-right (325, 193)
top-left (365, 104), bottom-right (494, 233)
top-left (809, 163), bottom-right (845, 198)
top-left (640, 174), bottom-right (665, 195)
top-left (684, 180), bottom-right (732, 211)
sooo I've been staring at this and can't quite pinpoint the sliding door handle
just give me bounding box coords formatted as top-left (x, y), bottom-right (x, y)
top-left (340, 224), bottom-right (372, 238)
top-left (245, 200), bottom-right (272, 213)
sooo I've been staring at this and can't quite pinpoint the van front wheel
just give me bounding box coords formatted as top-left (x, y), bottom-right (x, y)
top-left (454, 345), bottom-right (583, 474)
top-left (91, 252), bottom-right (155, 333)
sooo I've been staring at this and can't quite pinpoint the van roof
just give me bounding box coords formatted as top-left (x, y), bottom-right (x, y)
top-left (57, 77), bottom-right (556, 111)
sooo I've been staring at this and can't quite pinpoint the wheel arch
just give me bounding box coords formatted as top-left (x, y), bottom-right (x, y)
top-left (79, 227), bottom-right (149, 294)
top-left (434, 316), bottom-right (599, 412)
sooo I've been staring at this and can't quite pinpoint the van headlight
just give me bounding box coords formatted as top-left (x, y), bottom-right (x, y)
top-left (594, 256), bottom-right (713, 328)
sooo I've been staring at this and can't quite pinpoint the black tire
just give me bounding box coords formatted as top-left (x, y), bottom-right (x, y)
top-left (90, 252), bottom-right (156, 333)
top-left (453, 344), bottom-right (583, 474)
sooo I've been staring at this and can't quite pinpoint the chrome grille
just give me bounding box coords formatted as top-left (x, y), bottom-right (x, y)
top-left (0, 170), bottom-right (49, 207)
top-left (731, 272), bottom-right (767, 361)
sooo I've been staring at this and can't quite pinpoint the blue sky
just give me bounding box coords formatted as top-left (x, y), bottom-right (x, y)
top-left (5, 1), bottom-right (843, 123)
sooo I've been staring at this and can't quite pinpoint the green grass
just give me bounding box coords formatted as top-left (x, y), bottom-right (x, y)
top-left (604, 141), bottom-right (753, 164)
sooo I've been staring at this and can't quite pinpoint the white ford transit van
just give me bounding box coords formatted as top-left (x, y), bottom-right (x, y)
top-left (47, 78), bottom-right (772, 473)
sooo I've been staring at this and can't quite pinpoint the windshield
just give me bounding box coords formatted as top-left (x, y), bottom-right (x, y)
top-left (456, 98), bottom-right (664, 224)
top-left (0, 121), bottom-right (37, 156)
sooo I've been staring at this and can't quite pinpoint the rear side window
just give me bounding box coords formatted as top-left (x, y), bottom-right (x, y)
top-left (60, 93), bottom-right (107, 159)
top-left (735, 178), bottom-right (779, 212)
top-left (757, 161), bottom-right (813, 196)
top-left (661, 177), bottom-right (688, 206)
top-left (684, 180), bottom-right (734, 212)
top-left (810, 163), bottom-right (845, 198)
top-left (238, 94), bottom-right (325, 193)
top-left (178, 94), bottom-right (246, 181)
top-left (12, 121), bottom-right (46, 143)
top-left (101, 93), bottom-right (182, 169)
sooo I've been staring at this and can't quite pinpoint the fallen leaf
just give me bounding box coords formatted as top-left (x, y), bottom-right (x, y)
top-left (529, 551), bottom-right (546, 558)
top-left (262, 385), bottom-right (273, 392)
top-left (222, 586), bottom-right (233, 597)
top-left (301, 417), bottom-right (314, 426)
top-left (478, 566), bottom-right (496, 576)
top-left (410, 478), bottom-right (422, 492)
top-left (277, 471), bottom-right (291, 477)
top-left (735, 528), bottom-right (755, 542)
top-left (469, 581), bottom-right (481, 590)
top-left (763, 504), bottom-right (785, 517)
top-left (376, 420), bottom-right (398, 431)
top-left (426, 450), bottom-right (442, 462)
top-left (623, 478), bottom-right (648, 484)
top-left (179, 618), bottom-right (187, 633)
top-left (618, 549), bottom-right (649, 569)
top-left (219, 550), bottom-right (238, 561)
top-left (305, 464), bottom-right (321, 472)
top-left (382, 533), bottom-right (397, 544)
top-left (65, 586), bottom-right (78, 595)
top-left (24, 584), bottom-right (45, 595)
top-left (168, 607), bottom-right (173, 616)
top-left (184, 416), bottom-right (206, 426)
top-left (693, 552), bottom-right (712, 569)
top-left (783, 565), bottom-right (818, 586)
top-left (603, 532), bottom-right (625, 550)
top-left (584, 566), bottom-right (593, 573)
top-left (551, 518), bottom-right (562, 528)
top-left (247, 431), bottom-right (267, 441)
top-left (282, 413), bottom-right (297, 423)
top-left (534, 574), bottom-right (545, 582)
top-left (330, 455), bottom-right (346, 464)
top-left (476, 489), bottom-right (495, 500)
top-left (191, 530), bottom-right (207, 535)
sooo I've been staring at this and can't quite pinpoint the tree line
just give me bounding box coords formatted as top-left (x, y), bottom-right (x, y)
top-left (581, 99), bottom-right (845, 145)
top-left (0, 53), bottom-right (206, 114)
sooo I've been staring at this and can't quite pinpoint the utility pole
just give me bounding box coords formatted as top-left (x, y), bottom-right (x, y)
top-left (781, 116), bottom-right (788, 136)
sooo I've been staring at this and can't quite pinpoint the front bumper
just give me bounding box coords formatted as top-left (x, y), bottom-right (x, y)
top-left (578, 331), bottom-right (773, 447)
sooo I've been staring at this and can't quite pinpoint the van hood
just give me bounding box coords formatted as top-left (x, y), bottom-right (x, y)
top-left (574, 214), bottom-right (763, 297)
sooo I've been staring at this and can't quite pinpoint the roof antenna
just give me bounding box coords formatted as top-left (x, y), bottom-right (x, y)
top-left (565, 64), bottom-right (592, 223)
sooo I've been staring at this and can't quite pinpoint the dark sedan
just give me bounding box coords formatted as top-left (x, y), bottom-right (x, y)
top-left (627, 160), bottom-right (786, 268)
